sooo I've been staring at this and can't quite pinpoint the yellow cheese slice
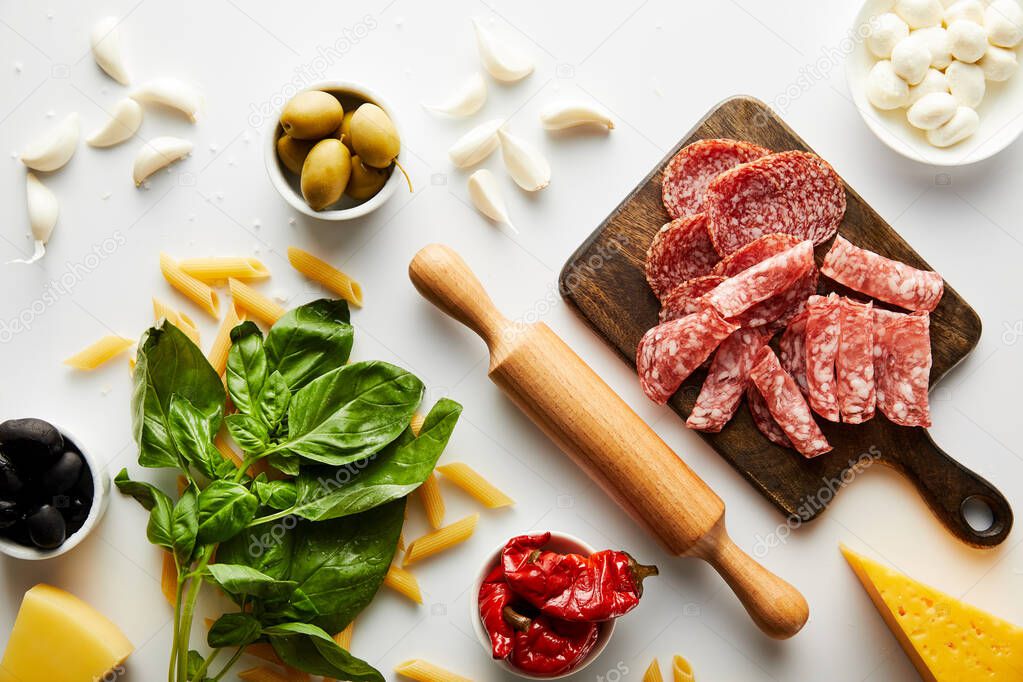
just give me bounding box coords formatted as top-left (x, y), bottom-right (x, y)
top-left (0, 584), bottom-right (133, 682)
top-left (841, 545), bottom-right (1023, 682)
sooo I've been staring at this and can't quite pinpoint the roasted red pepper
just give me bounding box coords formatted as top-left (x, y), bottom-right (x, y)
top-left (478, 564), bottom-right (516, 659)
top-left (504, 606), bottom-right (598, 676)
top-left (501, 532), bottom-right (658, 621)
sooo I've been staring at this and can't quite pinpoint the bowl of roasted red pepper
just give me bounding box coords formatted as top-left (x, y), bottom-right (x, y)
top-left (473, 531), bottom-right (658, 678)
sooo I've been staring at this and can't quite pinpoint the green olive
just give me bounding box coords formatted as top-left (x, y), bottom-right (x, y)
top-left (276, 135), bottom-right (316, 175)
top-left (345, 156), bottom-right (389, 200)
top-left (280, 91), bottom-right (344, 140)
top-left (350, 103), bottom-right (400, 168)
top-left (337, 110), bottom-right (356, 154)
top-left (300, 139), bottom-right (351, 211)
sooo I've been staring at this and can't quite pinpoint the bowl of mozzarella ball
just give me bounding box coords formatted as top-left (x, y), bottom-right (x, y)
top-left (849, 0), bottom-right (1023, 165)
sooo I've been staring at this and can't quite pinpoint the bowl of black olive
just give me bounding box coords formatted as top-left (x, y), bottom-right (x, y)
top-left (0, 418), bottom-right (108, 560)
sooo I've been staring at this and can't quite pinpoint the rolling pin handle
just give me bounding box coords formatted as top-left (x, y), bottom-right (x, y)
top-left (409, 244), bottom-right (509, 348)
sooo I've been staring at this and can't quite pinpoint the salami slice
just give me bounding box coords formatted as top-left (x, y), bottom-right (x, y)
top-left (779, 308), bottom-right (810, 396)
top-left (705, 151), bottom-right (846, 256)
top-left (747, 384), bottom-right (792, 449)
top-left (876, 311), bottom-right (932, 428)
top-left (704, 240), bottom-right (814, 320)
top-left (659, 275), bottom-right (726, 323)
top-left (804, 293), bottom-right (841, 422)
top-left (645, 214), bottom-right (721, 299)
top-left (837, 297), bottom-right (876, 424)
top-left (821, 235), bottom-right (944, 312)
top-left (661, 139), bottom-right (770, 220)
top-left (871, 307), bottom-right (906, 381)
top-left (738, 267), bottom-right (819, 330)
top-left (636, 306), bottom-right (739, 404)
top-left (749, 346), bottom-right (832, 458)
top-left (712, 234), bottom-right (801, 278)
top-left (687, 328), bottom-right (768, 432)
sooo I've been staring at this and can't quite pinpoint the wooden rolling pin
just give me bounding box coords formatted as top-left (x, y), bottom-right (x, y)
top-left (409, 244), bottom-right (809, 639)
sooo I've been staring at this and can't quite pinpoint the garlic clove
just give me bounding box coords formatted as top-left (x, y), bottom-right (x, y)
top-left (87, 97), bottom-right (143, 147)
top-left (497, 127), bottom-right (550, 192)
top-left (448, 118), bottom-right (504, 168)
top-left (468, 169), bottom-right (518, 233)
top-left (131, 78), bottom-right (202, 121)
top-left (540, 101), bottom-right (615, 130)
top-left (473, 19), bottom-right (534, 83)
top-left (133, 136), bottom-right (193, 186)
top-left (10, 173), bottom-right (58, 265)
top-left (20, 113), bottom-right (80, 172)
top-left (423, 72), bottom-right (487, 117)
top-left (90, 16), bottom-right (131, 85)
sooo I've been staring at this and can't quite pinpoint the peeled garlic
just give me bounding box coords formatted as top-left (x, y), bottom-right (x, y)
top-left (20, 112), bottom-right (79, 171)
top-left (473, 19), bottom-right (534, 82)
top-left (423, 73), bottom-right (487, 117)
top-left (90, 16), bottom-right (130, 85)
top-left (497, 127), bottom-right (550, 192)
top-left (87, 97), bottom-right (143, 147)
top-left (540, 101), bottom-right (615, 130)
top-left (448, 118), bottom-right (504, 167)
top-left (11, 174), bottom-right (58, 265)
top-left (133, 137), bottom-right (192, 186)
top-left (468, 169), bottom-right (517, 233)
top-left (131, 78), bottom-right (202, 121)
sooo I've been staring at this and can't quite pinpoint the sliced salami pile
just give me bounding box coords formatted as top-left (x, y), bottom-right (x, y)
top-left (639, 137), bottom-right (946, 457)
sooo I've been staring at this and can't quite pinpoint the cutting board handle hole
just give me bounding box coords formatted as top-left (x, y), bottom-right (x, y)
top-left (961, 495), bottom-right (997, 534)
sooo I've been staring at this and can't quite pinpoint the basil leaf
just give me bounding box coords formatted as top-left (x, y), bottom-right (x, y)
top-left (278, 362), bottom-right (423, 466)
top-left (208, 613), bottom-right (262, 648)
top-left (264, 299), bottom-right (353, 392)
top-left (132, 322), bottom-right (225, 469)
top-left (114, 468), bottom-right (169, 511)
top-left (289, 398), bottom-right (462, 521)
top-left (268, 453), bottom-right (300, 476)
top-left (185, 650), bottom-right (205, 680)
top-left (206, 564), bottom-right (298, 600)
top-left (258, 371), bottom-right (290, 431)
top-left (168, 395), bottom-right (232, 480)
top-left (226, 322), bottom-right (267, 420)
top-left (264, 622), bottom-right (381, 681)
top-left (145, 489), bottom-right (175, 552)
top-left (216, 515), bottom-right (295, 581)
top-left (225, 414), bottom-right (269, 455)
top-left (253, 476), bottom-right (297, 510)
top-left (171, 486), bottom-right (199, 564)
top-left (196, 480), bottom-right (258, 545)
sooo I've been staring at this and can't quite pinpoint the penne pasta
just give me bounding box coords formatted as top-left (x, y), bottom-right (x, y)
top-left (384, 564), bottom-right (423, 604)
top-left (436, 463), bottom-right (514, 509)
top-left (334, 621), bottom-right (355, 650)
top-left (161, 551), bottom-right (176, 606)
top-left (394, 660), bottom-right (472, 682)
top-left (282, 667), bottom-right (310, 682)
top-left (672, 655), bottom-right (695, 682)
top-left (287, 246), bottom-right (363, 307)
top-left (178, 256), bottom-right (270, 282)
top-left (409, 412), bottom-right (426, 436)
top-left (160, 253), bottom-right (220, 318)
top-left (237, 668), bottom-right (291, 682)
top-left (403, 513), bottom-right (478, 566)
top-left (229, 278), bottom-right (285, 326)
top-left (176, 475), bottom-right (188, 496)
top-left (417, 473), bottom-right (445, 530)
top-left (207, 305), bottom-right (242, 375)
top-left (244, 643), bottom-right (284, 665)
top-left (153, 297), bottom-right (200, 345)
top-left (64, 335), bottom-right (134, 370)
top-left (643, 658), bottom-right (664, 682)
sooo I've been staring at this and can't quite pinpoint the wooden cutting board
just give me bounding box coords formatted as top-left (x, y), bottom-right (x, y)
top-left (560, 96), bottom-right (1012, 548)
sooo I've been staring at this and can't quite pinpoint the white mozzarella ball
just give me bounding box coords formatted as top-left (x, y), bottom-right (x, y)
top-left (892, 36), bottom-right (934, 83)
top-left (911, 27), bottom-right (953, 68)
top-left (944, 0), bottom-right (985, 25)
top-left (926, 105), bottom-right (979, 146)
top-left (978, 43), bottom-right (1020, 80)
top-left (946, 60), bottom-right (987, 106)
top-left (866, 60), bottom-right (912, 109)
top-left (896, 0), bottom-right (945, 27)
top-left (947, 20), bottom-right (990, 62)
top-left (986, 0), bottom-right (1023, 47)
top-left (868, 12), bottom-right (912, 57)
top-left (909, 68), bottom-right (951, 104)
top-left (907, 91), bottom-right (959, 128)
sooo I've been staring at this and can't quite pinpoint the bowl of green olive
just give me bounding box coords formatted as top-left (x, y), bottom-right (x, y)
top-left (265, 81), bottom-right (409, 220)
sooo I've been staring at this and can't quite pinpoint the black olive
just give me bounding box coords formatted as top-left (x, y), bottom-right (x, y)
top-left (0, 451), bottom-right (23, 496)
top-left (0, 419), bottom-right (63, 473)
top-left (64, 496), bottom-right (91, 533)
top-left (72, 457), bottom-right (94, 500)
top-left (26, 504), bottom-right (66, 549)
top-left (41, 451), bottom-right (83, 495)
top-left (0, 499), bottom-right (20, 529)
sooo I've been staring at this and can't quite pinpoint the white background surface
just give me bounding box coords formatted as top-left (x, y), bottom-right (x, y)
top-left (1, 1), bottom-right (1022, 681)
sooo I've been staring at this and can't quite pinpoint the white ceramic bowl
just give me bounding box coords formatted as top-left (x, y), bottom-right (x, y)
top-left (847, 0), bottom-right (1023, 166)
top-left (264, 80), bottom-right (404, 220)
top-left (0, 424), bottom-right (109, 560)
top-left (469, 531), bottom-right (615, 680)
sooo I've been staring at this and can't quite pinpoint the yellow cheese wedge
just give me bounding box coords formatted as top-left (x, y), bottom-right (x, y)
top-left (0, 584), bottom-right (133, 682)
top-left (841, 545), bottom-right (1023, 682)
